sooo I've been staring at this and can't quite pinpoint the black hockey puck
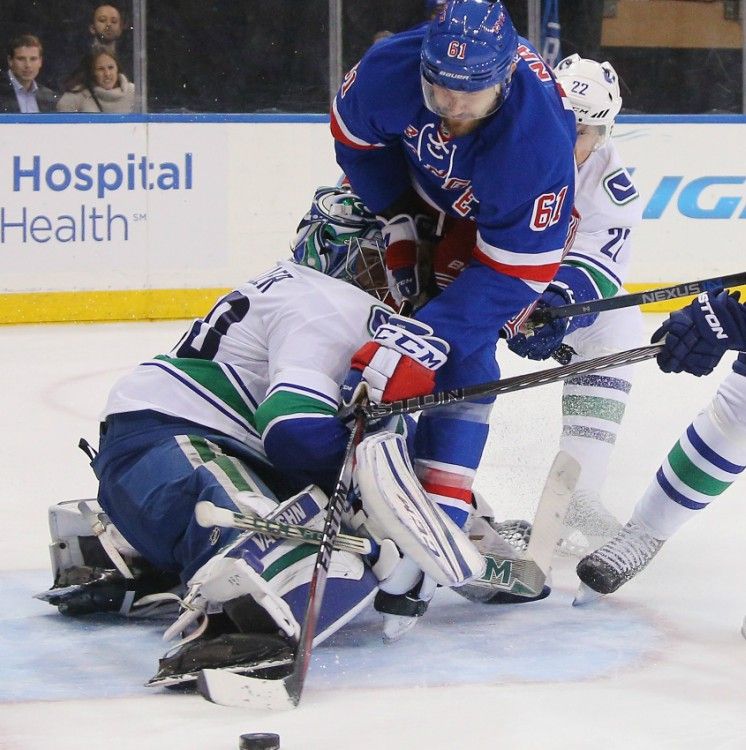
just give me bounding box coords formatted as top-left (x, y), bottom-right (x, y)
top-left (239, 733), bottom-right (280, 750)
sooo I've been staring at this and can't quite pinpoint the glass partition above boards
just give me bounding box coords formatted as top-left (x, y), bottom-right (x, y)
top-left (0, 0), bottom-right (742, 116)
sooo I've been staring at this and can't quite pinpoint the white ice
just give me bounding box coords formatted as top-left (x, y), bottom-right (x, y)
top-left (2, 316), bottom-right (745, 750)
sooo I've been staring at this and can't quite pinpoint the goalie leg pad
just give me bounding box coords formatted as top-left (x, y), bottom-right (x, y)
top-left (173, 486), bottom-right (378, 649)
top-left (35, 499), bottom-right (180, 616)
top-left (354, 432), bottom-right (484, 587)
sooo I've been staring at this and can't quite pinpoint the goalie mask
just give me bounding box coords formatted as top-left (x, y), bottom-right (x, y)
top-left (292, 186), bottom-right (390, 305)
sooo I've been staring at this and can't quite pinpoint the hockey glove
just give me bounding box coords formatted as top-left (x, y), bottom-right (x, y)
top-left (507, 282), bottom-right (574, 361)
top-left (653, 289), bottom-right (746, 377)
top-left (380, 214), bottom-right (420, 306)
top-left (341, 314), bottom-right (450, 405)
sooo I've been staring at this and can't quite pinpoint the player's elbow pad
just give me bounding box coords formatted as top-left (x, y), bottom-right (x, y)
top-left (263, 417), bottom-right (347, 476)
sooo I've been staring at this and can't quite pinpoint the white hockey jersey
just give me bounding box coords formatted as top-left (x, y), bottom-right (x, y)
top-left (102, 261), bottom-right (391, 459)
top-left (563, 139), bottom-right (641, 298)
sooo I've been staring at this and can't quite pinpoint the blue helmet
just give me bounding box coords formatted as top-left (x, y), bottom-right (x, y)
top-left (421, 0), bottom-right (518, 100)
top-left (291, 187), bottom-right (389, 301)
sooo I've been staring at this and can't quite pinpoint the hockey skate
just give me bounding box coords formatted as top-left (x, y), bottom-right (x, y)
top-left (375, 572), bottom-right (436, 644)
top-left (574, 520), bottom-right (664, 604)
top-left (556, 490), bottom-right (623, 557)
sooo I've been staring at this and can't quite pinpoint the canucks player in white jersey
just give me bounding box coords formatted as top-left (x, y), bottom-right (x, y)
top-left (37, 186), bottom-right (487, 683)
top-left (506, 55), bottom-right (644, 555)
top-left (576, 289), bottom-right (746, 613)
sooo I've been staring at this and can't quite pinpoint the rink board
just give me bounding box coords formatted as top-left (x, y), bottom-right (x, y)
top-left (0, 114), bottom-right (744, 323)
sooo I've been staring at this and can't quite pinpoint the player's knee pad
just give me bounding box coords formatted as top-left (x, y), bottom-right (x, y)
top-left (179, 486), bottom-right (377, 646)
top-left (353, 431), bottom-right (484, 587)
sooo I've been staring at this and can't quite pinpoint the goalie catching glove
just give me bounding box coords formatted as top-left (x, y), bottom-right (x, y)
top-left (342, 314), bottom-right (450, 404)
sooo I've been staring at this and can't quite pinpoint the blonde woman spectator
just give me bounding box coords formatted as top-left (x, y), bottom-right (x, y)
top-left (57, 49), bottom-right (133, 113)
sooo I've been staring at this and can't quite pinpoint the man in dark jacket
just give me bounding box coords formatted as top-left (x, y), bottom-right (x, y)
top-left (0, 34), bottom-right (57, 113)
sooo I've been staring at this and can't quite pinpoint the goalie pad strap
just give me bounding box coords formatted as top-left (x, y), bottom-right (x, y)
top-left (354, 432), bottom-right (484, 587)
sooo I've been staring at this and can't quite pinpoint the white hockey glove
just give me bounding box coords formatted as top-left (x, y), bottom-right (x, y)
top-left (341, 314), bottom-right (449, 406)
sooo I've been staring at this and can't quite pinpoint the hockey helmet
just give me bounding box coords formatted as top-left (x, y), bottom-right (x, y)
top-left (420, 0), bottom-right (518, 119)
top-left (291, 186), bottom-right (389, 303)
top-left (554, 54), bottom-right (622, 146)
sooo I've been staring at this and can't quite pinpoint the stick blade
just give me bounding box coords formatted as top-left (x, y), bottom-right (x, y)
top-left (525, 450), bottom-right (582, 579)
top-left (196, 669), bottom-right (296, 710)
top-left (572, 581), bottom-right (604, 607)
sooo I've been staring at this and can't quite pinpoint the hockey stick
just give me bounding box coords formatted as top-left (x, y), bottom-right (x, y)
top-left (462, 451), bottom-right (581, 600)
top-left (521, 450), bottom-right (581, 588)
top-left (364, 343), bottom-right (663, 420)
top-left (530, 270), bottom-right (746, 325)
top-left (193, 500), bottom-right (372, 555)
top-left (197, 409), bottom-right (367, 709)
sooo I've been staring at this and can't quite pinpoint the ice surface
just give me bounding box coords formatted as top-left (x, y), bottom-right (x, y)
top-left (2, 317), bottom-right (745, 750)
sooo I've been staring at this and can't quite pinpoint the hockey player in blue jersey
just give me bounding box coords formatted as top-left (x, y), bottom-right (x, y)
top-left (332, 0), bottom-right (576, 632)
top-left (423, 55), bottom-right (644, 557)
top-left (575, 289), bottom-right (746, 604)
top-left (36, 186), bottom-right (489, 685)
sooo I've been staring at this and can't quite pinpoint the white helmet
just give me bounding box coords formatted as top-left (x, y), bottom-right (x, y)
top-left (554, 54), bottom-right (622, 145)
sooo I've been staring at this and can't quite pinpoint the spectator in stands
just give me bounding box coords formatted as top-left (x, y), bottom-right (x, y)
top-left (88, 4), bottom-right (125, 56)
top-left (0, 34), bottom-right (57, 113)
top-left (57, 49), bottom-right (134, 113)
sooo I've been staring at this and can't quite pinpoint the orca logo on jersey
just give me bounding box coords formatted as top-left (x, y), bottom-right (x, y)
top-left (603, 168), bottom-right (638, 206)
top-left (698, 292), bottom-right (728, 340)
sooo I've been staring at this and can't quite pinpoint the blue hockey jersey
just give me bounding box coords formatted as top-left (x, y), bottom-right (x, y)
top-left (332, 25), bottom-right (576, 297)
top-left (332, 25), bottom-right (577, 528)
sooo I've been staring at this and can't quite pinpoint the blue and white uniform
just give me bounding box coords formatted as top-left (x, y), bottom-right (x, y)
top-left (332, 25), bottom-right (576, 526)
top-left (94, 261), bottom-right (392, 579)
top-left (557, 139), bottom-right (644, 511)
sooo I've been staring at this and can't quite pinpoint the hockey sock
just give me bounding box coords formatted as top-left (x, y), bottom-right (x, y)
top-left (559, 371), bottom-right (632, 493)
top-left (635, 373), bottom-right (746, 539)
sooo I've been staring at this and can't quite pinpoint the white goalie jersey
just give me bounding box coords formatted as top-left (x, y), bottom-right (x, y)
top-left (567, 139), bottom-right (642, 298)
top-left (102, 260), bottom-right (391, 457)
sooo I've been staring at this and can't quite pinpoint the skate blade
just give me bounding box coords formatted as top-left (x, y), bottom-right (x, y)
top-left (382, 613), bottom-right (419, 644)
top-left (197, 668), bottom-right (296, 710)
top-left (572, 581), bottom-right (604, 607)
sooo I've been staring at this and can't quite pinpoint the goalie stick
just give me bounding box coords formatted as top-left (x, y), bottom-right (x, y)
top-left (464, 451), bottom-right (580, 600)
top-left (364, 343), bottom-right (663, 420)
top-left (197, 410), bottom-right (367, 710)
top-left (522, 451), bottom-right (580, 587)
top-left (530, 270), bottom-right (746, 325)
top-left (193, 500), bottom-right (372, 555)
